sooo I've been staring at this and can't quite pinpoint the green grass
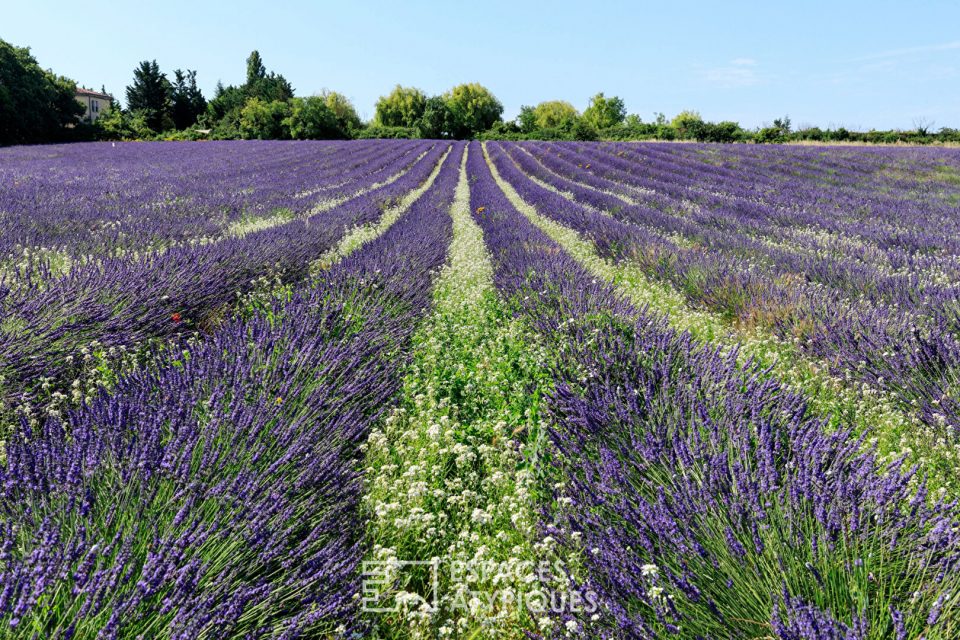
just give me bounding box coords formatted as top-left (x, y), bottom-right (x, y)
top-left (362, 152), bottom-right (560, 639)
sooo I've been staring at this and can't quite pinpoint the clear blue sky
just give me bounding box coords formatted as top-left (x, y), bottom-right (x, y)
top-left (5, 0), bottom-right (959, 129)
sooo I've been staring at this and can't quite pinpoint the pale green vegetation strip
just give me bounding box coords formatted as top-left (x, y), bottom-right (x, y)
top-left (361, 149), bottom-right (561, 638)
top-left (222, 148), bottom-right (438, 238)
top-left (308, 146), bottom-right (436, 216)
top-left (223, 209), bottom-right (296, 238)
top-left (308, 146), bottom-right (452, 276)
top-left (483, 142), bottom-right (960, 494)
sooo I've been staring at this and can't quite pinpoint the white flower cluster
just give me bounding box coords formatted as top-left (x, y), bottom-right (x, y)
top-left (362, 152), bottom-right (575, 638)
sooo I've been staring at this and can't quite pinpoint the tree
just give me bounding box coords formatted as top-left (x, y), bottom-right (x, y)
top-left (126, 60), bottom-right (171, 132)
top-left (772, 115), bottom-right (792, 135)
top-left (246, 50), bottom-right (266, 86)
top-left (417, 95), bottom-right (453, 139)
top-left (0, 38), bottom-right (84, 145)
top-left (239, 98), bottom-right (291, 139)
top-left (531, 101), bottom-right (579, 130)
top-left (321, 91), bottom-right (361, 136)
top-left (582, 92), bottom-right (626, 130)
top-left (285, 96), bottom-right (339, 139)
top-left (517, 105), bottom-right (537, 133)
top-left (374, 85), bottom-right (427, 128)
top-left (206, 81), bottom-right (245, 122)
top-left (570, 119), bottom-right (599, 141)
top-left (670, 110), bottom-right (703, 139)
top-left (243, 51), bottom-right (293, 102)
top-left (205, 51), bottom-right (292, 136)
top-left (96, 108), bottom-right (156, 141)
top-left (443, 83), bottom-right (503, 138)
top-left (170, 69), bottom-right (206, 130)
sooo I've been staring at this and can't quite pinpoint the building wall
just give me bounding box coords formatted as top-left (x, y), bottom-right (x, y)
top-left (76, 94), bottom-right (111, 123)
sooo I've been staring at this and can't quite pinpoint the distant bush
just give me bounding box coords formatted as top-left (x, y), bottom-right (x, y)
top-left (286, 96), bottom-right (342, 140)
top-left (755, 126), bottom-right (786, 144)
top-left (356, 125), bottom-right (418, 139)
top-left (239, 98), bottom-right (291, 140)
top-left (374, 85), bottom-right (427, 128)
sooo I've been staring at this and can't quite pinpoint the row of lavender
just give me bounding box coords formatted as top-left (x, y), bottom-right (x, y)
top-left (0, 141), bottom-right (447, 417)
top-left (0, 143), bottom-right (467, 637)
top-left (467, 142), bottom-right (960, 638)
top-left (0, 139), bottom-right (427, 263)
top-left (491, 140), bottom-right (960, 438)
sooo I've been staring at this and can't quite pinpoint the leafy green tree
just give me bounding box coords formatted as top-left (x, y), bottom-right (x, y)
top-left (206, 81), bottom-right (245, 123)
top-left (517, 105), bottom-right (537, 133)
top-left (532, 100), bottom-right (580, 130)
top-left (417, 95), bottom-right (453, 139)
top-left (374, 85), bottom-right (427, 128)
top-left (321, 91), bottom-right (361, 135)
top-left (170, 69), bottom-right (206, 130)
top-left (582, 92), bottom-right (626, 129)
top-left (357, 124), bottom-right (418, 139)
top-left (246, 50), bottom-right (266, 85)
top-left (443, 83), bottom-right (503, 138)
top-left (687, 120), bottom-right (746, 143)
top-left (239, 97), bottom-right (291, 139)
top-left (570, 118), bottom-right (599, 141)
top-left (96, 108), bottom-right (157, 140)
top-left (126, 60), bottom-right (172, 132)
top-left (204, 51), bottom-right (291, 136)
top-left (285, 96), bottom-right (340, 139)
top-left (773, 115), bottom-right (792, 135)
top-left (243, 50), bottom-right (293, 102)
top-left (0, 38), bottom-right (84, 145)
top-left (670, 110), bottom-right (704, 139)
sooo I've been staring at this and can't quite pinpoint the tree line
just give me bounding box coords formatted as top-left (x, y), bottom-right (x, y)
top-left (2, 38), bottom-right (959, 146)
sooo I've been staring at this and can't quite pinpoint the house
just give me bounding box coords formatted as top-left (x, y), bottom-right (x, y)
top-left (75, 87), bottom-right (113, 123)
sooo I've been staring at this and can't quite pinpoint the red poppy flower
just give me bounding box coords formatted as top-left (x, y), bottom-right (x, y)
top-left (171, 312), bottom-right (182, 323)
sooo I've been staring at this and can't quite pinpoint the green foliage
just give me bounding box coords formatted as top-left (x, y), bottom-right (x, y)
top-left (205, 81), bottom-right (245, 124)
top-left (688, 119), bottom-right (748, 143)
top-left (670, 109), bottom-right (704, 139)
top-left (416, 95), bottom-right (454, 139)
top-left (244, 51), bottom-right (293, 102)
top-left (582, 92), bottom-right (626, 130)
top-left (531, 100), bottom-right (579, 130)
top-left (570, 118), bottom-right (599, 141)
top-left (285, 96), bottom-right (341, 139)
top-left (443, 82), bottom-right (503, 138)
top-left (246, 50), bottom-right (266, 85)
top-left (157, 128), bottom-right (209, 141)
top-left (478, 120), bottom-right (524, 140)
top-left (509, 101), bottom-right (592, 140)
top-left (0, 38), bottom-right (85, 145)
top-left (125, 60), bottom-right (172, 132)
top-left (94, 108), bottom-right (157, 141)
top-left (239, 98), bottom-right (291, 140)
top-left (517, 105), bottom-right (537, 133)
top-left (355, 125), bottom-right (417, 139)
top-left (170, 69), bottom-right (206, 130)
top-left (374, 85), bottom-right (427, 128)
top-left (320, 91), bottom-right (361, 136)
top-left (755, 126), bottom-right (786, 144)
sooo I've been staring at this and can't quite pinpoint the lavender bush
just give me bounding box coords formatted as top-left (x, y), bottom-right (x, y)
top-left (467, 141), bottom-right (960, 639)
top-left (0, 142), bottom-right (465, 638)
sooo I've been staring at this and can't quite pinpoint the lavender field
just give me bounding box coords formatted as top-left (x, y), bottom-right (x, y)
top-left (2, 139), bottom-right (960, 639)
